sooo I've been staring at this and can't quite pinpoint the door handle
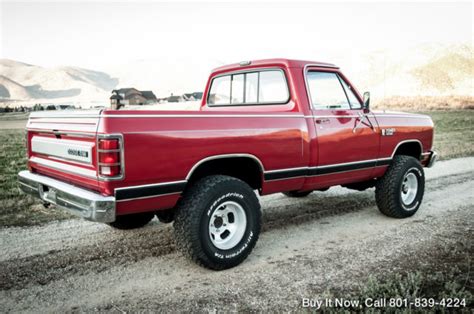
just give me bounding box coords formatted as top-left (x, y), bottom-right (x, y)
top-left (315, 118), bottom-right (330, 124)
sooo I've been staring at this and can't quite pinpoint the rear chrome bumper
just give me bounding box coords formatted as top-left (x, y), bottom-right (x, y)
top-left (426, 151), bottom-right (438, 168)
top-left (18, 170), bottom-right (115, 223)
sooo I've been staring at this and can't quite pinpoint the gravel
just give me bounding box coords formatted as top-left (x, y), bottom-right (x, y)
top-left (0, 157), bottom-right (473, 312)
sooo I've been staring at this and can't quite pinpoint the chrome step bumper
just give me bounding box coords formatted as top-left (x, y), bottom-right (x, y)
top-left (426, 151), bottom-right (438, 168)
top-left (18, 170), bottom-right (115, 223)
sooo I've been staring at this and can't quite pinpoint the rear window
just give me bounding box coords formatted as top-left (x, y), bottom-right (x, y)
top-left (207, 69), bottom-right (289, 106)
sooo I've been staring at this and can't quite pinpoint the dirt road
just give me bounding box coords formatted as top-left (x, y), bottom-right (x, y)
top-left (0, 157), bottom-right (473, 312)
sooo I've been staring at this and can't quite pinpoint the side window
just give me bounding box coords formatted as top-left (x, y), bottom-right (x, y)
top-left (231, 74), bottom-right (244, 104)
top-left (208, 75), bottom-right (230, 105)
top-left (208, 70), bottom-right (289, 106)
top-left (339, 77), bottom-right (362, 109)
top-left (307, 72), bottom-right (350, 110)
top-left (259, 71), bottom-right (289, 103)
top-left (245, 72), bottom-right (258, 103)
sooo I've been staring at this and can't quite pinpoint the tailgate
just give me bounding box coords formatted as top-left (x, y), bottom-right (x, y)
top-left (26, 110), bottom-right (101, 192)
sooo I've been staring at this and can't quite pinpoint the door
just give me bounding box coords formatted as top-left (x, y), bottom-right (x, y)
top-left (305, 70), bottom-right (380, 187)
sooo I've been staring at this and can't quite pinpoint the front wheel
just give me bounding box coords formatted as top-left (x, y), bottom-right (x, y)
top-left (173, 175), bottom-right (261, 270)
top-left (376, 155), bottom-right (425, 218)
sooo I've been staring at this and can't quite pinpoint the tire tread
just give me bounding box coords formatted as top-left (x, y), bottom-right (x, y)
top-left (174, 175), bottom-right (261, 270)
top-left (375, 155), bottom-right (423, 218)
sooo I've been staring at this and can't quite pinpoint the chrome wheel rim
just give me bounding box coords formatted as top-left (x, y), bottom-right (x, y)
top-left (401, 172), bottom-right (418, 206)
top-left (208, 201), bottom-right (247, 250)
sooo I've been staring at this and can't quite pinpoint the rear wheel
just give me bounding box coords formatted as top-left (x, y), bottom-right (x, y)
top-left (107, 212), bottom-right (154, 230)
top-left (282, 190), bottom-right (313, 198)
top-left (376, 155), bottom-right (425, 218)
top-left (174, 175), bottom-right (261, 270)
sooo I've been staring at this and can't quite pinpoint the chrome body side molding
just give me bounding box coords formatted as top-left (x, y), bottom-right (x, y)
top-left (263, 157), bottom-right (393, 181)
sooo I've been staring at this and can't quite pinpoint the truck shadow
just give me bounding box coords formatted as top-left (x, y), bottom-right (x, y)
top-left (260, 190), bottom-right (374, 232)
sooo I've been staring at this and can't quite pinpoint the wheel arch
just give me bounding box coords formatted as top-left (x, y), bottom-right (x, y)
top-left (391, 140), bottom-right (423, 160)
top-left (186, 154), bottom-right (265, 190)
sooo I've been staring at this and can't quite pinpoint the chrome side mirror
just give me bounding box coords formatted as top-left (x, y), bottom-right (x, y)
top-left (362, 92), bottom-right (370, 111)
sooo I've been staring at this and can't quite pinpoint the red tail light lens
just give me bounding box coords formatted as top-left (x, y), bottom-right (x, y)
top-left (98, 137), bottom-right (122, 178)
top-left (99, 151), bottom-right (119, 164)
top-left (99, 139), bottom-right (119, 150)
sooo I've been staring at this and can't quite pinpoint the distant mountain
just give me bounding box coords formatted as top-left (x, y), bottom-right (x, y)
top-left (105, 43), bottom-right (473, 100)
top-left (0, 75), bottom-right (35, 100)
top-left (0, 59), bottom-right (118, 102)
top-left (342, 43), bottom-right (473, 99)
top-left (1, 43), bottom-right (472, 106)
top-left (411, 49), bottom-right (473, 93)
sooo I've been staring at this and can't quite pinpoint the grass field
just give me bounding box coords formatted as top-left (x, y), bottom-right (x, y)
top-left (325, 226), bottom-right (473, 311)
top-left (0, 110), bottom-right (473, 227)
top-left (0, 130), bottom-right (73, 227)
top-left (420, 110), bottom-right (474, 159)
top-left (373, 96), bottom-right (474, 110)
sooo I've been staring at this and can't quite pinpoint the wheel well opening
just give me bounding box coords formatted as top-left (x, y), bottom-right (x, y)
top-left (188, 157), bottom-right (263, 190)
top-left (393, 142), bottom-right (422, 159)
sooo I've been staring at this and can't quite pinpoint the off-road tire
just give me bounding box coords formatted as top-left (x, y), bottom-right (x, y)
top-left (282, 190), bottom-right (313, 198)
top-left (376, 155), bottom-right (425, 218)
top-left (107, 212), bottom-right (154, 230)
top-left (174, 175), bottom-right (261, 270)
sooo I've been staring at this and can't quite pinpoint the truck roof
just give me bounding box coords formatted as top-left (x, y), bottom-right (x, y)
top-left (211, 58), bottom-right (338, 74)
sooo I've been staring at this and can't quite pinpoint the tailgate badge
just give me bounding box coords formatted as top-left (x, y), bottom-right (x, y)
top-left (67, 149), bottom-right (89, 158)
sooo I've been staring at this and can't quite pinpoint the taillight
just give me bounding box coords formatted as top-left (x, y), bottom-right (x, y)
top-left (98, 137), bottom-right (123, 179)
top-left (26, 131), bottom-right (33, 171)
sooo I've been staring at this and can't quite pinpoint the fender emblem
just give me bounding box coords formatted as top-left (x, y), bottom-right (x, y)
top-left (381, 128), bottom-right (396, 136)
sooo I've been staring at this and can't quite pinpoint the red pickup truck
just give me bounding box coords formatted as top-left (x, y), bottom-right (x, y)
top-left (18, 59), bottom-right (437, 269)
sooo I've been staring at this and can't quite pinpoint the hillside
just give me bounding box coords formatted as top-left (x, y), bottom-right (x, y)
top-left (0, 59), bottom-right (118, 102)
top-left (411, 50), bottom-right (473, 93)
top-left (343, 43), bottom-right (473, 99)
top-left (0, 43), bottom-right (472, 107)
top-left (0, 75), bottom-right (34, 100)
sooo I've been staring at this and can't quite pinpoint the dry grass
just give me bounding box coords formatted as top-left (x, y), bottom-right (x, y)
top-left (323, 224), bottom-right (473, 312)
top-left (373, 96), bottom-right (474, 111)
top-left (0, 130), bottom-right (73, 227)
top-left (421, 110), bottom-right (474, 160)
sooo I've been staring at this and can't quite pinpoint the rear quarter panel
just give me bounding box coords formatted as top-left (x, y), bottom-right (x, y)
top-left (98, 110), bottom-right (310, 214)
